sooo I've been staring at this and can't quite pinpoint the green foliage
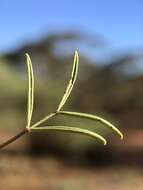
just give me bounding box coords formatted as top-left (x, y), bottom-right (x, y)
top-left (57, 51), bottom-right (78, 112)
top-left (58, 111), bottom-right (123, 139)
top-left (25, 51), bottom-right (123, 145)
top-left (25, 54), bottom-right (34, 129)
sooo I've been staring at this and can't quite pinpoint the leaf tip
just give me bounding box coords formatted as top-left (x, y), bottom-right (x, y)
top-left (75, 50), bottom-right (79, 56)
top-left (120, 133), bottom-right (124, 140)
top-left (25, 53), bottom-right (30, 58)
top-left (115, 128), bottom-right (123, 140)
top-left (74, 51), bottom-right (79, 61)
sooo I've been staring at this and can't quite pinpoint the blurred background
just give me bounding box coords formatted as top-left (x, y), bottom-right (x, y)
top-left (0, 0), bottom-right (143, 189)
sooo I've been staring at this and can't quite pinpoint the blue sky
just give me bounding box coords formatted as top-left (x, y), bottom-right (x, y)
top-left (0, 0), bottom-right (143, 55)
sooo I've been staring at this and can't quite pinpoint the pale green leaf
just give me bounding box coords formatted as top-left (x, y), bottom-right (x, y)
top-left (25, 53), bottom-right (34, 128)
top-left (31, 126), bottom-right (107, 145)
top-left (58, 111), bottom-right (123, 139)
top-left (57, 51), bottom-right (79, 112)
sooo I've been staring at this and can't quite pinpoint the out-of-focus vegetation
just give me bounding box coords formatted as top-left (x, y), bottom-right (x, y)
top-left (1, 31), bottom-right (143, 164)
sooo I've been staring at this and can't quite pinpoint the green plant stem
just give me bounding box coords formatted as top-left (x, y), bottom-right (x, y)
top-left (30, 112), bottom-right (57, 129)
top-left (0, 128), bottom-right (28, 150)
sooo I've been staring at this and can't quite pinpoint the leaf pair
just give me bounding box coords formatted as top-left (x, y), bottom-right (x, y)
top-left (25, 51), bottom-right (123, 145)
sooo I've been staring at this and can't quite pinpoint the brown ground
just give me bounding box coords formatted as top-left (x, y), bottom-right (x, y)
top-left (0, 154), bottom-right (143, 190)
top-left (0, 129), bottom-right (143, 190)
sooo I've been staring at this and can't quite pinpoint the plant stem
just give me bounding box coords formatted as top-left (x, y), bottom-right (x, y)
top-left (0, 128), bottom-right (28, 150)
top-left (30, 112), bottom-right (57, 129)
top-left (0, 112), bottom-right (57, 150)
